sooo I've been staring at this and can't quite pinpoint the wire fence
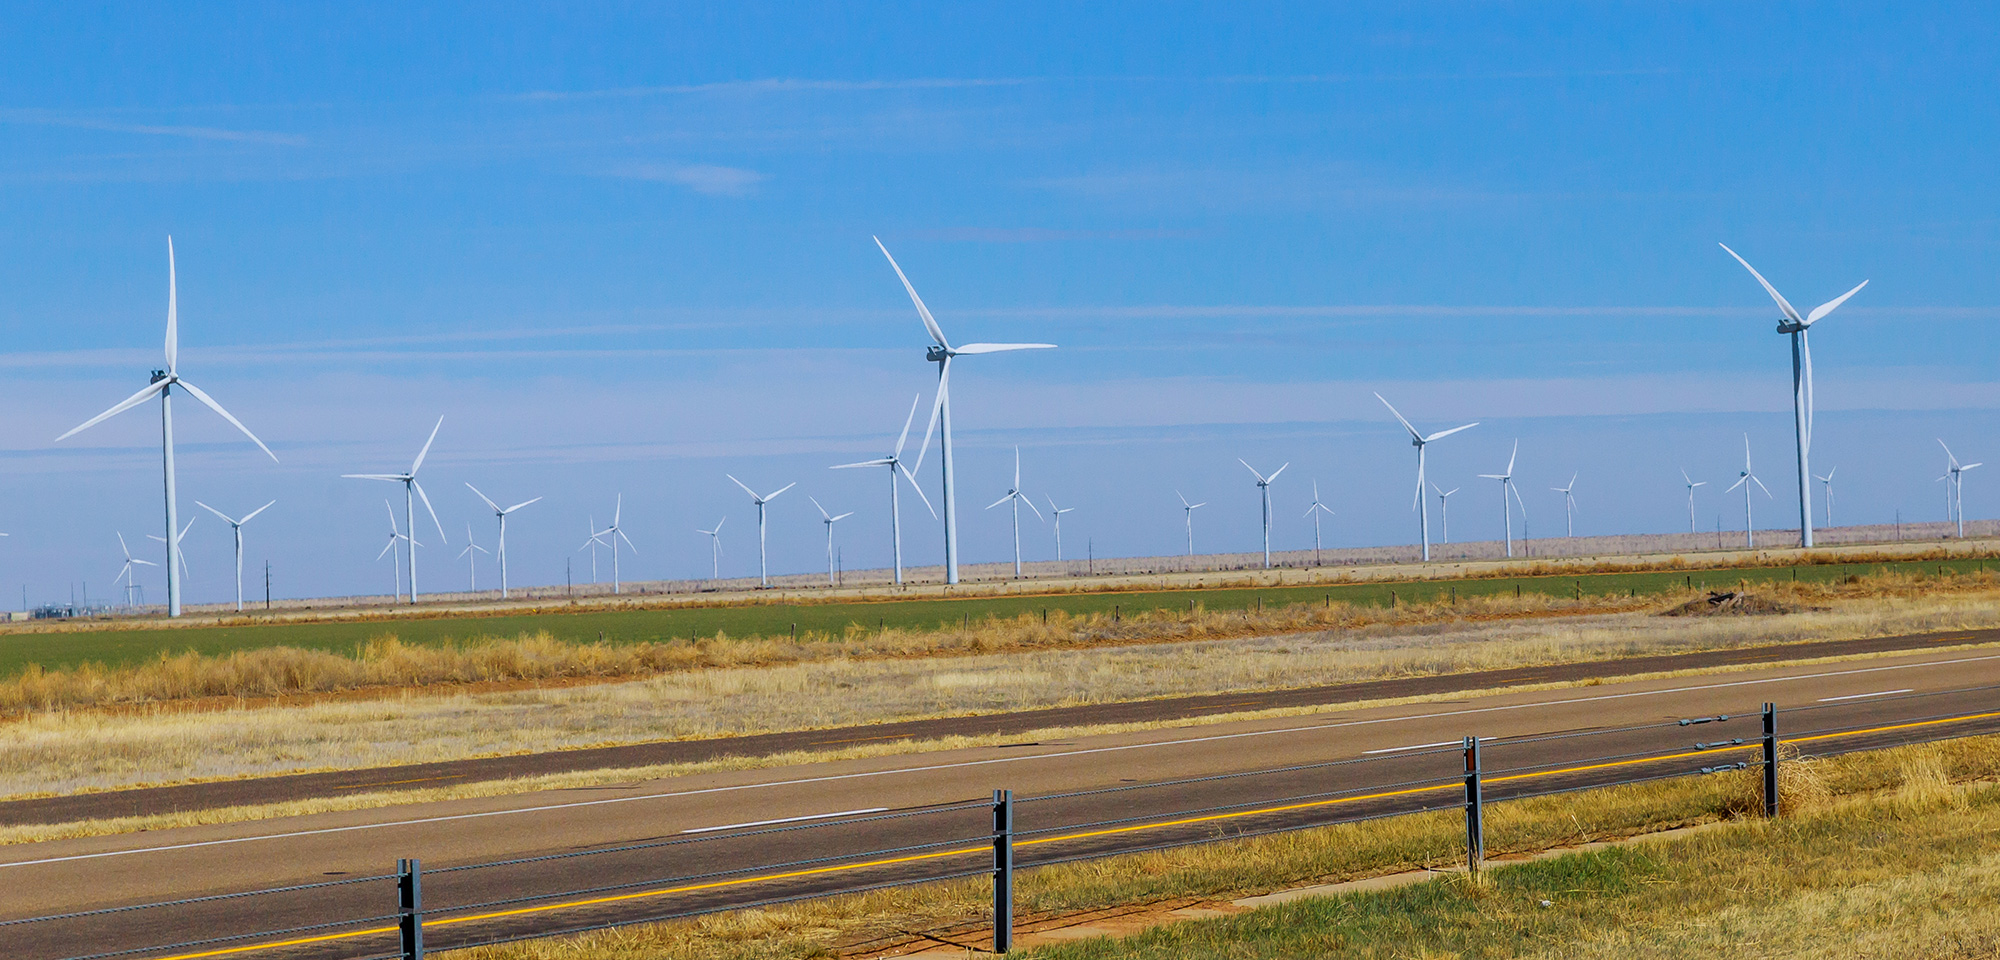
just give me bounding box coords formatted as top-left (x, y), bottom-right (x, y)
top-left (14, 682), bottom-right (2000, 960)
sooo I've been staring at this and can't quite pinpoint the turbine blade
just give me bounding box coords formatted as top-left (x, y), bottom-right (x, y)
top-left (239, 500), bottom-right (276, 524)
top-left (1726, 476), bottom-right (1748, 493)
top-left (727, 474), bottom-right (760, 500)
top-left (503, 497), bottom-right (542, 513)
top-left (1805, 279), bottom-right (1869, 325)
top-left (1238, 459), bottom-right (1266, 482)
top-left (911, 357), bottom-right (949, 475)
top-left (1374, 393), bottom-right (1422, 440)
top-left (986, 493), bottom-right (1011, 510)
top-left (343, 474), bottom-right (406, 481)
top-left (1752, 475), bottom-right (1773, 497)
top-left (1190, 502), bottom-right (1206, 510)
top-left (619, 528), bottom-right (638, 553)
top-left (1505, 439), bottom-right (1518, 476)
top-left (714, 516), bottom-right (725, 533)
top-left (1718, 243), bottom-right (1804, 324)
top-left (950, 342), bottom-right (1057, 354)
top-left (413, 480), bottom-right (448, 544)
top-left (1267, 463), bottom-right (1288, 483)
top-left (174, 378), bottom-right (278, 462)
top-left (410, 416), bottom-right (444, 475)
top-left (1423, 422), bottom-right (1479, 442)
top-left (810, 495), bottom-right (831, 520)
top-left (893, 393), bottom-right (921, 457)
top-left (164, 237), bottom-right (178, 375)
top-left (193, 500), bottom-right (235, 524)
top-left (379, 538), bottom-right (397, 561)
top-left (766, 481), bottom-right (797, 501)
top-left (831, 511), bottom-right (854, 522)
top-left (614, 493), bottom-right (622, 526)
top-left (465, 482), bottom-right (502, 513)
top-left (873, 237), bottom-right (950, 349)
top-left (56, 380), bottom-right (168, 442)
top-left (1022, 497), bottom-right (1044, 522)
top-left (1965, 463), bottom-right (1985, 472)
top-left (832, 458), bottom-right (895, 469)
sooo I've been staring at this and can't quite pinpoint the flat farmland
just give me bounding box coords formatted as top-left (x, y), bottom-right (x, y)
top-left (0, 556), bottom-right (1986, 678)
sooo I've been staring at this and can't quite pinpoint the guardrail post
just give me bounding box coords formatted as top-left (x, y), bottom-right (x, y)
top-left (993, 789), bottom-right (1014, 953)
top-left (398, 857), bottom-right (424, 960)
top-left (1463, 736), bottom-right (1483, 874)
top-left (1762, 702), bottom-right (1779, 818)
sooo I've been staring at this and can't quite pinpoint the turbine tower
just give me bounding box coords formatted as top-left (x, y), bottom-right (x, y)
top-left (696, 518), bottom-right (725, 579)
top-left (1047, 496), bottom-right (1076, 562)
top-left (1431, 483), bottom-right (1459, 545)
top-left (586, 495), bottom-right (637, 594)
top-left (1720, 244), bottom-right (1869, 549)
top-left (1477, 441), bottom-right (1526, 558)
top-left (342, 417), bottom-right (449, 603)
top-left (1725, 434), bottom-right (1774, 548)
top-left (457, 523), bottom-right (489, 592)
top-left (1552, 472), bottom-right (1578, 538)
top-left (728, 476), bottom-right (795, 588)
top-left (55, 238), bottom-right (278, 617)
top-left (1177, 491), bottom-right (1207, 559)
top-left (114, 532), bottom-right (157, 608)
top-left (1681, 470), bottom-right (1708, 534)
top-left (1305, 481), bottom-right (1335, 565)
top-left (830, 394), bottom-right (934, 586)
top-left (876, 237), bottom-right (1055, 585)
top-left (1238, 460), bottom-right (1289, 569)
top-left (1815, 467), bottom-right (1837, 529)
top-left (985, 448), bottom-right (1043, 579)
top-left (1376, 394), bottom-right (1477, 561)
top-left (194, 499), bottom-right (274, 612)
top-left (466, 483), bottom-right (541, 600)
top-left (1939, 440), bottom-right (1982, 538)
top-left (809, 496), bottom-right (855, 586)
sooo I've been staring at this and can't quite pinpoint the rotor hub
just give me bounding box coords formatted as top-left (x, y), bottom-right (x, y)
top-left (1776, 321), bottom-right (1805, 334)
top-left (926, 345), bottom-right (949, 362)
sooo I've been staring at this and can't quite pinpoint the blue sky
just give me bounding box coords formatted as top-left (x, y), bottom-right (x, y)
top-left (0, 3), bottom-right (1996, 604)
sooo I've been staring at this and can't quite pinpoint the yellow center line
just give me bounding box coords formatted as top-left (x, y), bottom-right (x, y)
top-left (145, 707), bottom-right (2000, 958)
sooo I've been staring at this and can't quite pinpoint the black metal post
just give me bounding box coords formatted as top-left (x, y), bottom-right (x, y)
top-left (993, 789), bottom-right (1014, 953)
top-left (1464, 736), bottom-right (1484, 874)
top-left (398, 857), bottom-right (424, 960)
top-left (1763, 702), bottom-right (1779, 818)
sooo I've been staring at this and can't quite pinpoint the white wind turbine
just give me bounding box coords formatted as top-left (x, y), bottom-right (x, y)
top-left (809, 496), bottom-right (855, 586)
top-left (1939, 440), bottom-right (1982, 538)
top-left (1681, 470), bottom-right (1708, 534)
top-left (194, 499), bottom-right (274, 612)
top-left (1305, 481), bottom-right (1335, 565)
top-left (876, 237), bottom-right (1056, 585)
top-left (696, 518), bottom-right (725, 579)
top-left (377, 500), bottom-right (415, 603)
top-left (1046, 496), bottom-right (1076, 562)
top-left (466, 483), bottom-right (541, 600)
top-left (1177, 491), bottom-right (1207, 558)
top-left (1720, 244), bottom-right (1869, 549)
top-left (579, 515), bottom-right (602, 583)
top-left (1377, 394), bottom-right (1478, 562)
top-left (115, 532), bottom-right (157, 608)
top-left (985, 447), bottom-right (1044, 579)
top-left (830, 394), bottom-right (934, 586)
top-left (1815, 467), bottom-right (1837, 528)
top-left (342, 417), bottom-right (449, 603)
top-left (457, 523), bottom-right (489, 592)
top-left (1238, 460), bottom-right (1289, 569)
top-left (1478, 441), bottom-right (1527, 558)
top-left (1431, 483), bottom-right (1459, 545)
top-left (147, 517), bottom-right (195, 586)
top-left (55, 238), bottom-right (278, 617)
top-left (585, 495), bottom-right (637, 594)
top-left (1725, 434), bottom-right (1774, 547)
top-left (728, 476), bottom-right (795, 588)
top-left (1552, 472), bottom-right (1578, 538)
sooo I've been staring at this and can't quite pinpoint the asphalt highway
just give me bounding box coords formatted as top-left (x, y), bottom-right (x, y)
top-left (10, 645), bottom-right (2000, 959)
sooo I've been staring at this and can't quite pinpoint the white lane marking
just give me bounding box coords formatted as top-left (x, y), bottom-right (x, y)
top-left (1817, 689), bottom-right (1914, 703)
top-left (681, 807), bottom-right (888, 834)
top-left (1364, 740), bottom-right (1463, 754)
top-left (9, 651), bottom-right (1999, 869)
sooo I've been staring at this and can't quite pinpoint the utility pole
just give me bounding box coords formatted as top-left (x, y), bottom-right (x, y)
top-left (264, 561), bottom-right (271, 610)
top-left (566, 558), bottom-right (572, 595)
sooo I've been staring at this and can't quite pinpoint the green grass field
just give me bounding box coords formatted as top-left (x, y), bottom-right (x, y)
top-left (0, 556), bottom-right (1985, 678)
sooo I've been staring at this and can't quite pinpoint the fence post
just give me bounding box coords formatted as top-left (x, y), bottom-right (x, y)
top-left (1463, 736), bottom-right (1483, 874)
top-left (993, 789), bottom-right (1014, 953)
top-left (1762, 702), bottom-right (1779, 818)
top-left (398, 858), bottom-right (424, 960)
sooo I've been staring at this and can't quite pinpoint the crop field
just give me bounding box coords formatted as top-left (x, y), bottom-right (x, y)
top-left (0, 556), bottom-right (1989, 679)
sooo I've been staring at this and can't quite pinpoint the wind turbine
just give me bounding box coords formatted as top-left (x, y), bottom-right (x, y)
top-left (377, 500), bottom-right (415, 603)
top-left (55, 238), bottom-right (278, 617)
top-left (1430, 483), bottom-right (1459, 545)
top-left (876, 237), bottom-right (1056, 585)
top-left (114, 533), bottom-right (157, 608)
top-left (1305, 481), bottom-right (1335, 565)
top-left (1376, 394), bottom-right (1477, 561)
top-left (1681, 470), bottom-right (1708, 534)
top-left (1046, 496), bottom-right (1076, 562)
top-left (586, 495), bottom-right (637, 593)
top-left (194, 499), bottom-right (274, 612)
top-left (984, 447), bottom-right (1044, 578)
top-left (728, 476), bottom-right (795, 588)
top-left (696, 518), bottom-right (725, 579)
top-left (1720, 244), bottom-right (1869, 549)
top-left (465, 483), bottom-right (541, 600)
top-left (1939, 440), bottom-right (1982, 538)
top-left (457, 523), bottom-right (489, 592)
top-left (809, 496), bottom-right (855, 586)
top-left (1552, 473), bottom-right (1578, 538)
top-left (830, 394), bottom-right (934, 586)
top-left (1725, 434), bottom-right (1774, 548)
top-left (1477, 441), bottom-right (1526, 558)
top-left (147, 517), bottom-right (195, 585)
top-left (1177, 491), bottom-right (1207, 558)
top-left (1815, 467), bottom-right (1837, 528)
top-left (579, 515), bottom-right (602, 583)
top-left (1238, 460), bottom-right (1289, 569)
top-left (342, 417), bottom-right (449, 603)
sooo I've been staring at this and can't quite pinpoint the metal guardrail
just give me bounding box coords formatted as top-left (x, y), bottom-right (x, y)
top-left (16, 688), bottom-right (2000, 959)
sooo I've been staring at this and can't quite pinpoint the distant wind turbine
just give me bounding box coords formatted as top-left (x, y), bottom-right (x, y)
top-left (1238, 460), bottom-right (1289, 569)
top-left (877, 237), bottom-right (1055, 585)
top-left (696, 518), bottom-right (725, 579)
top-left (985, 448), bottom-right (1044, 578)
top-left (1177, 491), bottom-right (1207, 558)
top-left (1681, 470), bottom-right (1708, 534)
top-left (1377, 394), bottom-right (1477, 561)
top-left (1725, 435), bottom-right (1774, 548)
top-left (194, 499), bottom-right (274, 612)
top-left (343, 417), bottom-right (449, 603)
top-left (809, 496), bottom-right (854, 586)
top-left (115, 532), bottom-right (157, 608)
top-left (1478, 441), bottom-right (1526, 558)
top-left (728, 476), bottom-right (795, 588)
top-left (1304, 481), bottom-right (1335, 565)
top-left (1046, 496), bottom-right (1075, 562)
top-left (1431, 483), bottom-right (1459, 545)
top-left (1939, 440), bottom-right (1982, 538)
top-left (1552, 473), bottom-right (1578, 538)
top-left (579, 515), bottom-right (601, 583)
top-left (55, 238), bottom-right (278, 617)
top-left (147, 517), bottom-right (195, 585)
top-left (457, 523), bottom-right (488, 591)
top-left (830, 394), bottom-right (934, 586)
top-left (465, 483), bottom-right (541, 600)
top-left (585, 495), bottom-right (637, 593)
top-left (1720, 243), bottom-right (1869, 549)
top-left (1815, 467), bottom-right (1837, 528)
top-left (377, 501), bottom-right (414, 603)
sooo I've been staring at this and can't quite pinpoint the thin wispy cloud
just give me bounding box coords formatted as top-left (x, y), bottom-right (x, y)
top-left (0, 108), bottom-right (306, 145)
top-left (605, 162), bottom-right (766, 195)
top-left (511, 76), bottom-right (1040, 103)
